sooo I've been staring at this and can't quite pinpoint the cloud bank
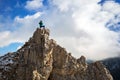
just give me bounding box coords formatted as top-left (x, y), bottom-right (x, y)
top-left (44, 0), bottom-right (120, 60)
top-left (0, 12), bottom-right (42, 47)
top-left (25, 0), bottom-right (43, 10)
top-left (0, 0), bottom-right (120, 60)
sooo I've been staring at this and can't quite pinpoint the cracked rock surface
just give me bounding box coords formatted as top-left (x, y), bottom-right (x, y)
top-left (0, 28), bottom-right (113, 80)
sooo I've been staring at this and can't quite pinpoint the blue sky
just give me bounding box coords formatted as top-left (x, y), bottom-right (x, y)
top-left (0, 0), bottom-right (120, 60)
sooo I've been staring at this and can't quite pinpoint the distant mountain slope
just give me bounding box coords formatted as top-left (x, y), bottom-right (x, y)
top-left (102, 57), bottom-right (120, 80)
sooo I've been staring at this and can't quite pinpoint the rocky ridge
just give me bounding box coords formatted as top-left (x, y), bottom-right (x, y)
top-left (0, 28), bottom-right (113, 80)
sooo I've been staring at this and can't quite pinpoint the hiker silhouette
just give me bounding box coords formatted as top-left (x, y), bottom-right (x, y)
top-left (39, 20), bottom-right (45, 28)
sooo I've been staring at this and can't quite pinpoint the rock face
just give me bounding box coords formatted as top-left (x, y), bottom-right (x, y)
top-left (0, 28), bottom-right (113, 80)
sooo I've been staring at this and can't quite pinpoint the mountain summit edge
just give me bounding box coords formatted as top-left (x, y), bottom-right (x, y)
top-left (0, 28), bottom-right (113, 80)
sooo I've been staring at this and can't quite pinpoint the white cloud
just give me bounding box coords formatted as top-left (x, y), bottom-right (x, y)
top-left (51, 0), bottom-right (101, 12)
top-left (44, 0), bottom-right (120, 60)
top-left (0, 31), bottom-right (11, 47)
top-left (25, 0), bottom-right (43, 10)
top-left (0, 12), bottom-right (42, 47)
top-left (102, 1), bottom-right (120, 15)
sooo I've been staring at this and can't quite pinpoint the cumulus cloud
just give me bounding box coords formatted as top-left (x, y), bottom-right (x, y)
top-left (1, 0), bottom-right (120, 60)
top-left (44, 0), bottom-right (120, 60)
top-left (25, 0), bottom-right (43, 10)
top-left (0, 12), bottom-right (42, 47)
top-left (0, 31), bottom-right (11, 47)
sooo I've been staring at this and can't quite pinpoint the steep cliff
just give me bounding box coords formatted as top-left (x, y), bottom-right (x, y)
top-left (0, 28), bottom-right (113, 80)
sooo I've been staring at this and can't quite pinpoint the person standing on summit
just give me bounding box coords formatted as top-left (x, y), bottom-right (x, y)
top-left (39, 20), bottom-right (45, 28)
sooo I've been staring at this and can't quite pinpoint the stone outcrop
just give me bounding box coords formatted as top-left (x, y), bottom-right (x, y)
top-left (0, 28), bottom-right (113, 80)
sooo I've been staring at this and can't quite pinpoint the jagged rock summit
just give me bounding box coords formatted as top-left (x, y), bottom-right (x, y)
top-left (0, 28), bottom-right (113, 80)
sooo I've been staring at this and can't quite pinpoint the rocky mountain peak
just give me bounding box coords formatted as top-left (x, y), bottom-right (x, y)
top-left (30, 28), bottom-right (50, 44)
top-left (0, 28), bottom-right (113, 80)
